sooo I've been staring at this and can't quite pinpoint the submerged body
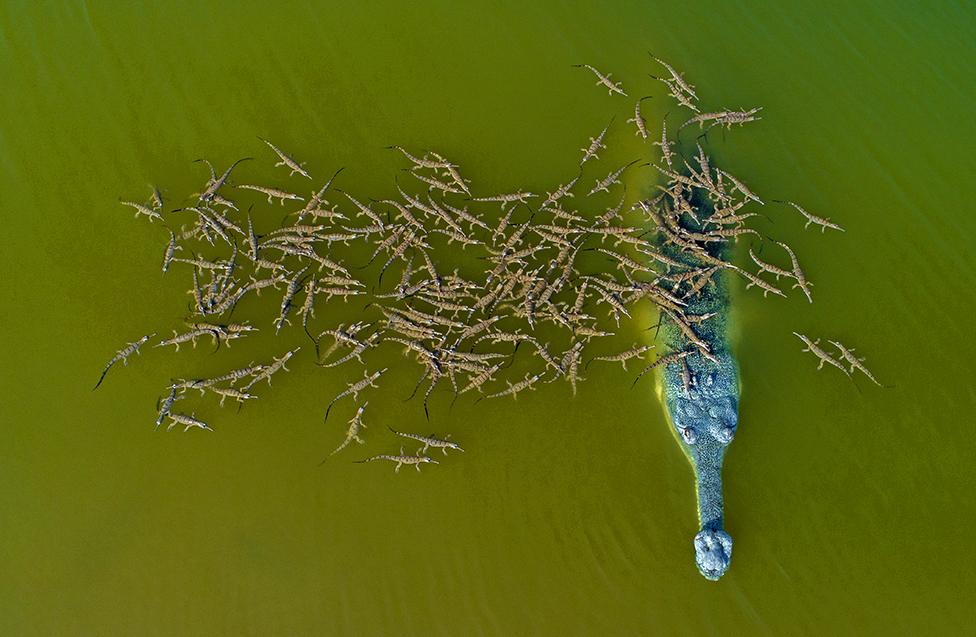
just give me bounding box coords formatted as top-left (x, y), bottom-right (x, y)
top-left (655, 200), bottom-right (739, 581)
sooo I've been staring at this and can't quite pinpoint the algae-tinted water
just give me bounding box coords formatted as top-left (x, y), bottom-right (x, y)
top-left (1, 2), bottom-right (975, 635)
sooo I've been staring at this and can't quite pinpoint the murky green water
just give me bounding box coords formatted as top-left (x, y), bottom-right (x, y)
top-left (2, 2), bottom-right (975, 634)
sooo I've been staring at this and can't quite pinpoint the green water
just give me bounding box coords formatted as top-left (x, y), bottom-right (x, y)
top-left (2, 1), bottom-right (975, 634)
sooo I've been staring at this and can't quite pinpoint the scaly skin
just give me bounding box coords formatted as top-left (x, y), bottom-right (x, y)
top-left (658, 339), bottom-right (737, 581)
top-left (655, 196), bottom-right (739, 581)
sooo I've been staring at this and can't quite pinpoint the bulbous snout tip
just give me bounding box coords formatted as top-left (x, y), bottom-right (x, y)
top-left (694, 527), bottom-right (733, 581)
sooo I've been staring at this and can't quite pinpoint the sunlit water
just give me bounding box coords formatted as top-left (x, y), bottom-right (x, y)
top-left (1, 2), bottom-right (974, 635)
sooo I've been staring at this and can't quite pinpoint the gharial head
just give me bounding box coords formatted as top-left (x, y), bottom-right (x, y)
top-left (711, 423), bottom-right (736, 446)
top-left (669, 365), bottom-right (739, 449)
top-left (694, 527), bottom-right (732, 581)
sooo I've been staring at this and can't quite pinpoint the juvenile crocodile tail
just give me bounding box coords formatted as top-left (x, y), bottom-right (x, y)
top-left (92, 366), bottom-right (111, 391)
top-left (324, 398), bottom-right (339, 423)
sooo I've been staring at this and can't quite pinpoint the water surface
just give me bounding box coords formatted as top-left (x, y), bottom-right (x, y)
top-left (1, 2), bottom-right (974, 634)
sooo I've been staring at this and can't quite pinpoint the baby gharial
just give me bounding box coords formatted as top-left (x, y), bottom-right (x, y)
top-left (669, 367), bottom-right (738, 448)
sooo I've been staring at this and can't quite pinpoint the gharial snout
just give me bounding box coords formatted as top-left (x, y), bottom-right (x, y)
top-left (694, 528), bottom-right (733, 581)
